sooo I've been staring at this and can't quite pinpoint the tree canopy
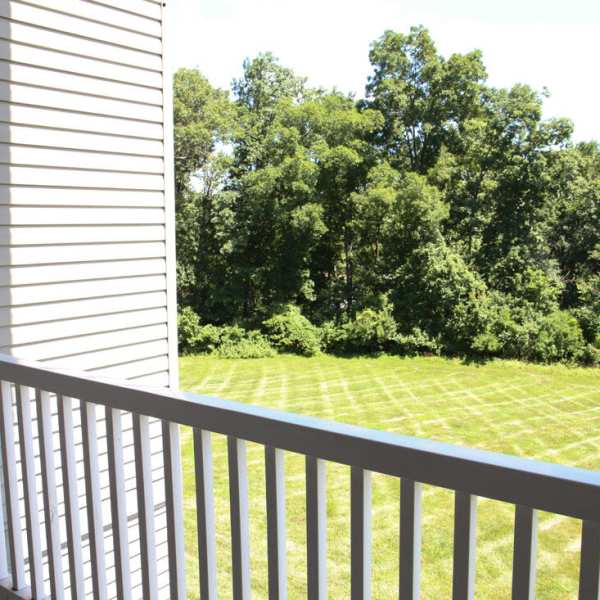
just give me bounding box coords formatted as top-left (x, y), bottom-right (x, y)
top-left (174, 27), bottom-right (600, 365)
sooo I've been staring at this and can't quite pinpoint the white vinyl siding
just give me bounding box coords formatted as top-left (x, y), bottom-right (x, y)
top-left (0, 1), bottom-right (177, 598)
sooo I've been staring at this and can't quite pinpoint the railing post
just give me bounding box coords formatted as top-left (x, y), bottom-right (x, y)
top-left (512, 506), bottom-right (538, 600)
top-left (36, 390), bottom-right (65, 600)
top-left (306, 456), bottom-right (327, 600)
top-left (452, 492), bottom-right (477, 600)
top-left (228, 436), bottom-right (251, 600)
top-left (195, 429), bottom-right (217, 600)
top-left (133, 414), bottom-right (159, 600)
top-left (81, 400), bottom-right (107, 600)
top-left (399, 479), bottom-right (422, 600)
top-left (351, 467), bottom-right (372, 600)
top-left (58, 396), bottom-right (85, 599)
top-left (16, 386), bottom-right (43, 599)
top-left (0, 382), bottom-right (24, 591)
top-left (106, 407), bottom-right (131, 600)
top-left (265, 446), bottom-right (287, 600)
top-left (163, 421), bottom-right (186, 600)
top-left (579, 520), bottom-right (600, 600)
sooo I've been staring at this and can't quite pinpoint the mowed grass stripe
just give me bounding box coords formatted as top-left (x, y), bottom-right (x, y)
top-left (179, 354), bottom-right (600, 599)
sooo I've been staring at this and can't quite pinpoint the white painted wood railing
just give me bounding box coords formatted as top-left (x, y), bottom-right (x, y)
top-left (0, 353), bottom-right (598, 599)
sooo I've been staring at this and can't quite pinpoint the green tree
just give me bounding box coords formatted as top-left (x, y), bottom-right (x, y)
top-left (365, 26), bottom-right (486, 172)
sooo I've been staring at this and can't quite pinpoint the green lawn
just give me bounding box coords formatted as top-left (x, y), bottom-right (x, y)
top-left (179, 354), bottom-right (600, 599)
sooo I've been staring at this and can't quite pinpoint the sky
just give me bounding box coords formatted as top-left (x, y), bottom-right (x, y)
top-left (169, 0), bottom-right (600, 142)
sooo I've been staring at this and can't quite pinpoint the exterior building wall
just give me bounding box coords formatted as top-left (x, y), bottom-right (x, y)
top-left (0, 2), bottom-right (178, 597)
top-left (0, 0), bottom-right (177, 387)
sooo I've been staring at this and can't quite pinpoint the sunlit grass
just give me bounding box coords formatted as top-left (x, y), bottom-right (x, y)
top-left (179, 354), bottom-right (600, 599)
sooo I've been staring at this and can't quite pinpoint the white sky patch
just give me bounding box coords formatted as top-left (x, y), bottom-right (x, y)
top-left (170, 0), bottom-right (600, 142)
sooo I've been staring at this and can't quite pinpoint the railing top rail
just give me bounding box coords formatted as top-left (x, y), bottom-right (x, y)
top-left (0, 353), bottom-right (598, 521)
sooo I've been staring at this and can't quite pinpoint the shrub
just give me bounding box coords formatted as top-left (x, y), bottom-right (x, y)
top-left (531, 311), bottom-right (585, 363)
top-left (478, 306), bottom-right (586, 363)
top-left (320, 321), bottom-right (346, 354)
top-left (263, 305), bottom-right (321, 356)
top-left (216, 330), bottom-right (276, 359)
top-left (342, 305), bottom-right (397, 354)
top-left (396, 327), bottom-right (440, 355)
top-left (177, 306), bottom-right (202, 354)
top-left (573, 274), bottom-right (600, 346)
top-left (581, 344), bottom-right (600, 366)
top-left (177, 313), bottom-right (276, 358)
top-left (392, 242), bottom-right (490, 353)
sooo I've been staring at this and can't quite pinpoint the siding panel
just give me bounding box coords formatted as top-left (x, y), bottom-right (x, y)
top-left (0, 167), bottom-right (165, 190)
top-left (0, 274), bottom-right (167, 305)
top-left (0, 206), bottom-right (166, 225)
top-left (0, 125), bottom-right (164, 157)
top-left (0, 242), bottom-right (166, 265)
top-left (0, 17), bottom-right (162, 69)
top-left (3, 1), bottom-right (162, 48)
top-left (0, 225), bottom-right (166, 244)
top-left (27, 0), bottom-right (162, 36)
top-left (0, 144), bottom-right (164, 173)
top-left (0, 103), bottom-right (164, 138)
top-left (5, 323), bottom-right (168, 360)
top-left (0, 82), bottom-right (164, 121)
top-left (1, 258), bottom-right (166, 285)
top-left (92, 0), bottom-right (162, 20)
top-left (0, 62), bottom-right (164, 105)
top-left (1, 2), bottom-right (175, 598)
top-left (0, 41), bottom-right (163, 87)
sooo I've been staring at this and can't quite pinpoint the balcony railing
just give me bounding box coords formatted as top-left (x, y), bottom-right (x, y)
top-left (0, 352), bottom-right (598, 600)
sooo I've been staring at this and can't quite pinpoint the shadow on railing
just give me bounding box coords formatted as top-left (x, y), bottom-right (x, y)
top-left (0, 353), bottom-right (598, 600)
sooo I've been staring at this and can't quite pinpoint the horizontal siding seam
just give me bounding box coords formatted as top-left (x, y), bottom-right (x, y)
top-left (0, 73), bottom-right (163, 108)
top-left (0, 34), bottom-right (163, 74)
top-left (37, 337), bottom-right (168, 363)
top-left (11, 0), bottom-right (163, 40)
top-left (0, 288), bottom-right (167, 309)
top-left (5, 303), bottom-right (167, 330)
top-left (84, 0), bottom-right (162, 21)
top-left (87, 353), bottom-right (168, 373)
top-left (3, 320), bottom-right (168, 350)
top-left (0, 238), bottom-right (166, 247)
top-left (0, 162), bottom-right (164, 176)
top-left (0, 96), bottom-right (163, 125)
top-left (0, 55), bottom-right (164, 93)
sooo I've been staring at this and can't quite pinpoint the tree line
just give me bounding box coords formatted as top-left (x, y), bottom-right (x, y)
top-left (175, 26), bottom-right (599, 363)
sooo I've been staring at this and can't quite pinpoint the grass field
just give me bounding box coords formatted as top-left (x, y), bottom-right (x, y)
top-left (178, 354), bottom-right (600, 599)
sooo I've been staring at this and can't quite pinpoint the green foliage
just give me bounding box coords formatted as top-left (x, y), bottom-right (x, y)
top-left (177, 307), bottom-right (203, 354)
top-left (176, 311), bottom-right (275, 359)
top-left (473, 302), bottom-right (586, 364)
top-left (215, 330), bottom-right (276, 359)
top-left (396, 328), bottom-right (441, 355)
top-left (365, 26), bottom-right (486, 172)
top-left (173, 27), bottom-right (599, 367)
top-left (392, 242), bottom-right (490, 353)
top-left (263, 305), bottom-right (321, 356)
top-left (173, 69), bottom-right (235, 195)
top-left (532, 311), bottom-right (585, 363)
top-left (340, 305), bottom-right (398, 354)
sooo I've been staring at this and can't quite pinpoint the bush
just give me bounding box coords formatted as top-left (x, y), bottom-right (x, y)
top-left (216, 330), bottom-right (276, 359)
top-left (320, 321), bottom-right (346, 354)
top-left (475, 302), bottom-right (586, 363)
top-left (392, 243), bottom-right (490, 353)
top-left (342, 305), bottom-right (397, 354)
top-left (581, 343), bottom-right (600, 366)
top-left (263, 305), bottom-right (321, 356)
top-left (177, 306), bottom-right (202, 354)
top-left (531, 311), bottom-right (585, 363)
top-left (177, 311), bottom-right (275, 358)
top-left (472, 300), bottom-right (532, 358)
top-left (396, 327), bottom-right (440, 355)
